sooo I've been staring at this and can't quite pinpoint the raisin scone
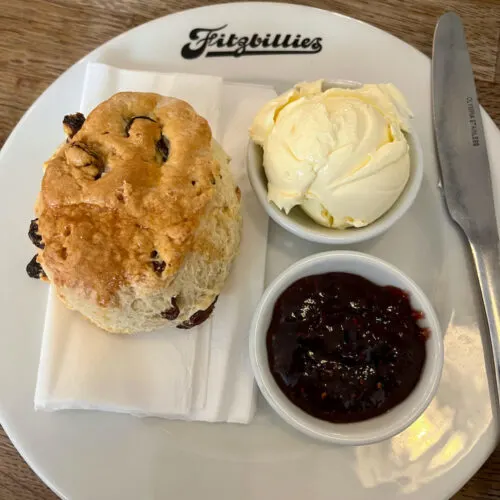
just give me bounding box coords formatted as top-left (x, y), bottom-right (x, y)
top-left (27, 92), bottom-right (242, 334)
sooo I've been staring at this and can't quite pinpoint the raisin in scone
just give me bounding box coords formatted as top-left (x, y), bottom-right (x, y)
top-left (27, 92), bottom-right (242, 334)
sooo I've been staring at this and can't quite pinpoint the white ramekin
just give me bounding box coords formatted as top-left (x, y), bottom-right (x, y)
top-left (247, 80), bottom-right (423, 245)
top-left (249, 251), bottom-right (443, 446)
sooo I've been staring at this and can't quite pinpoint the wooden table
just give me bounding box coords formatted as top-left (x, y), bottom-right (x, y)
top-left (1, 0), bottom-right (500, 498)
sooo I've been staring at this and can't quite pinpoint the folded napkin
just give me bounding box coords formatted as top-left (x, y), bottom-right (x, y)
top-left (34, 63), bottom-right (277, 423)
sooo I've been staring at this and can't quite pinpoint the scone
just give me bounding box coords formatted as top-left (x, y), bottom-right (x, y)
top-left (27, 92), bottom-right (242, 334)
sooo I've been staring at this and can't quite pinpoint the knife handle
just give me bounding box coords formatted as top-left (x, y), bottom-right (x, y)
top-left (470, 239), bottom-right (500, 404)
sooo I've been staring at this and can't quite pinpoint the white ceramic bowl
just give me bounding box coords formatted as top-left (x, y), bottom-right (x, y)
top-left (247, 80), bottom-right (424, 245)
top-left (249, 251), bottom-right (443, 446)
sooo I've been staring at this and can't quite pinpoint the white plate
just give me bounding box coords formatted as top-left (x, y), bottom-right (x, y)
top-left (1, 3), bottom-right (499, 499)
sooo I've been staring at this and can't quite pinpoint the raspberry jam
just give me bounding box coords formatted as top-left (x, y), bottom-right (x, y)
top-left (266, 272), bottom-right (428, 423)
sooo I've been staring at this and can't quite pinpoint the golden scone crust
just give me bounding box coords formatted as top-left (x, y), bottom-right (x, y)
top-left (34, 92), bottom-right (242, 333)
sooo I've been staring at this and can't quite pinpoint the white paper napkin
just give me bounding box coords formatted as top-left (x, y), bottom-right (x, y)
top-left (34, 63), bottom-right (277, 423)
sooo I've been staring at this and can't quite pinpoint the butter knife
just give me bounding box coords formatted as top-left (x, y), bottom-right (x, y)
top-left (433, 12), bottom-right (500, 401)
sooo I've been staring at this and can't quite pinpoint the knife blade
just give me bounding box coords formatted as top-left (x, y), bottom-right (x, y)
top-left (433, 12), bottom-right (496, 241)
top-left (433, 12), bottom-right (500, 403)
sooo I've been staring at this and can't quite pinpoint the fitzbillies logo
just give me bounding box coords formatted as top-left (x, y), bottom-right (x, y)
top-left (181, 25), bottom-right (323, 59)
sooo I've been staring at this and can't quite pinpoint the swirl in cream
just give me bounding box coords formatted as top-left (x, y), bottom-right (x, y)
top-left (250, 80), bottom-right (413, 229)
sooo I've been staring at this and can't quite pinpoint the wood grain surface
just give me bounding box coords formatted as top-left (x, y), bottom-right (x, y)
top-left (1, 0), bottom-right (500, 498)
